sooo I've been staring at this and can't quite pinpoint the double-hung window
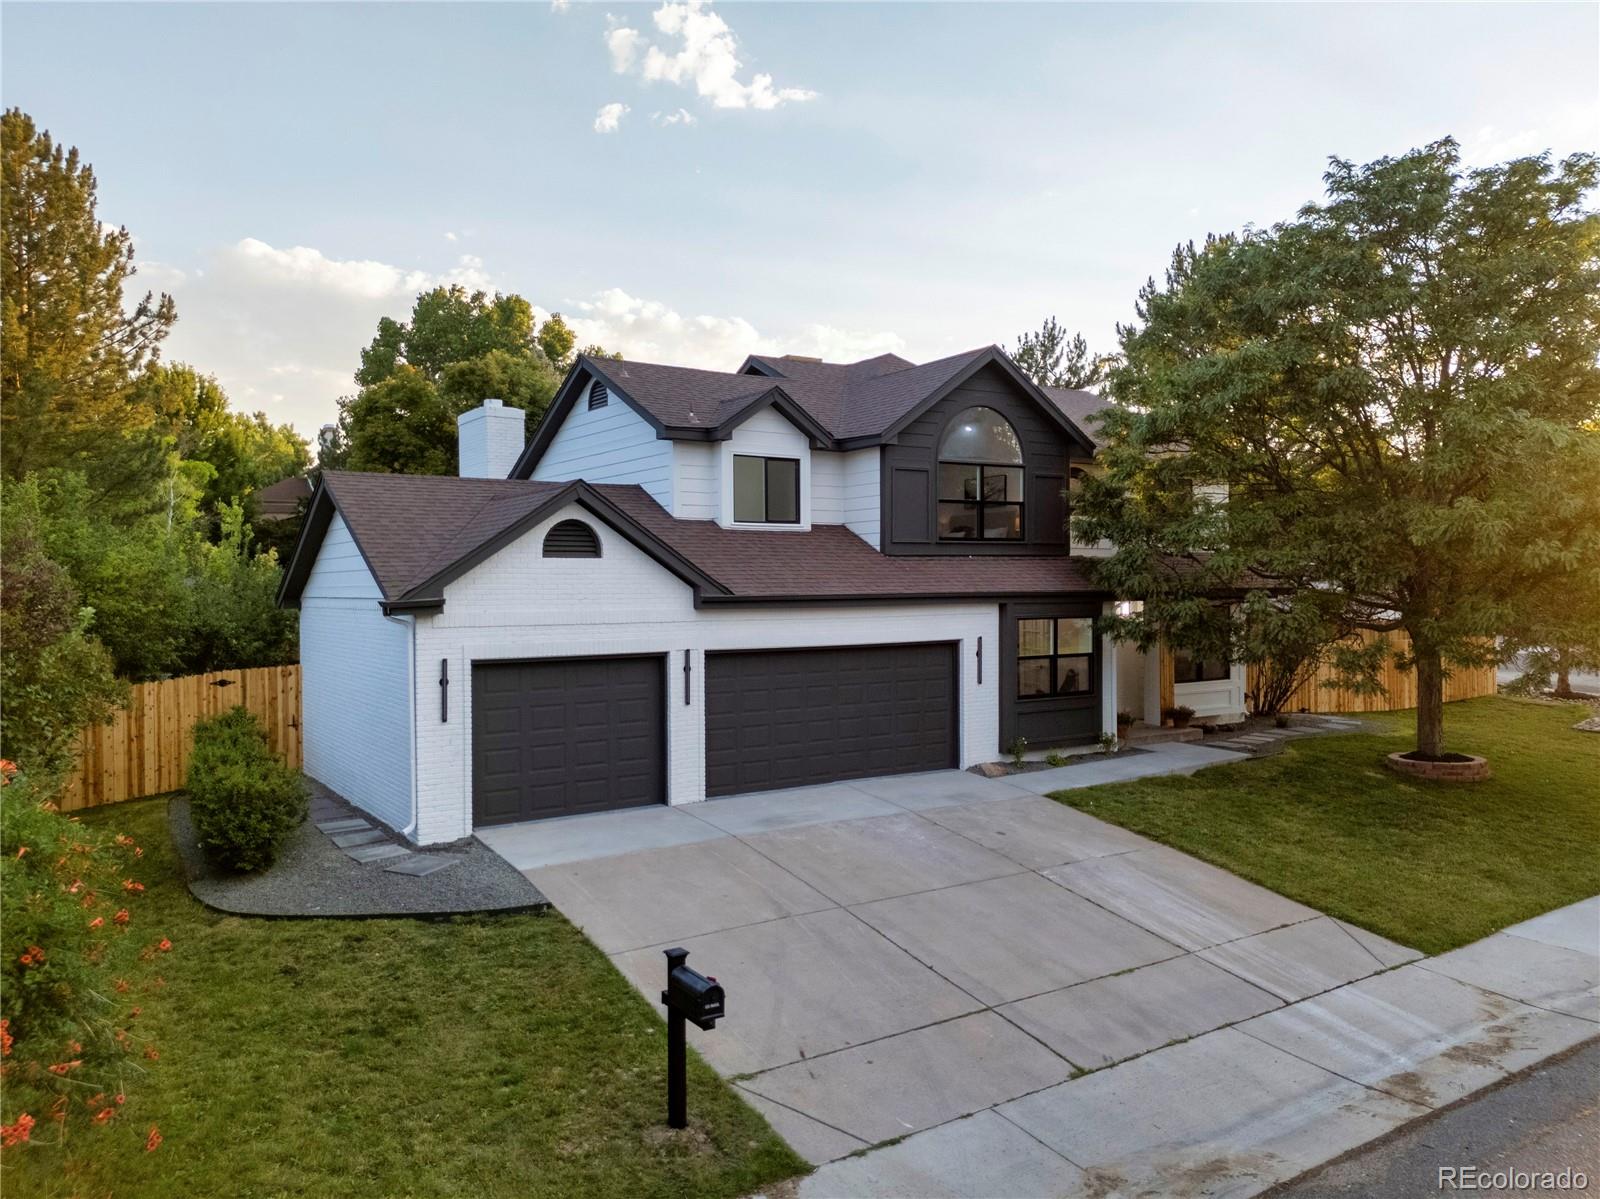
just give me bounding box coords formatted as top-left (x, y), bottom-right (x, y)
top-left (733, 455), bottom-right (800, 524)
top-left (1017, 617), bottom-right (1095, 698)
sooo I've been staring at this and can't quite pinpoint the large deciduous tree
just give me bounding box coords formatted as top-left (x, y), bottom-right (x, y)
top-left (1, 108), bottom-right (175, 487)
top-left (1075, 140), bottom-right (1600, 759)
top-left (1009, 315), bottom-right (1112, 391)
top-left (326, 285), bottom-right (576, 474)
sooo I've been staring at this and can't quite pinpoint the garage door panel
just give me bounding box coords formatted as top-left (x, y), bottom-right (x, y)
top-left (705, 644), bottom-right (956, 797)
top-left (472, 657), bottom-right (665, 827)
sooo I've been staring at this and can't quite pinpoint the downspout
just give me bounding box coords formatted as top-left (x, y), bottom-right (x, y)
top-left (384, 610), bottom-right (420, 840)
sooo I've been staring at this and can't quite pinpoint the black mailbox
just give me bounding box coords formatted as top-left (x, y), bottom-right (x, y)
top-left (665, 959), bottom-right (724, 1030)
top-left (659, 947), bottom-right (725, 1128)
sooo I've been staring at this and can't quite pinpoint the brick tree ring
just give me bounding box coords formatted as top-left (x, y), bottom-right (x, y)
top-left (1384, 751), bottom-right (1491, 782)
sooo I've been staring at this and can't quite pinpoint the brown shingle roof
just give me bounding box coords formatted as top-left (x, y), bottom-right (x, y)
top-left (1041, 387), bottom-right (1114, 449)
top-left (304, 471), bottom-right (1106, 605)
top-left (590, 347), bottom-right (993, 441)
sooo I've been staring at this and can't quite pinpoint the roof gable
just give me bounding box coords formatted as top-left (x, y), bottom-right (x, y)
top-left (509, 345), bottom-right (1095, 481)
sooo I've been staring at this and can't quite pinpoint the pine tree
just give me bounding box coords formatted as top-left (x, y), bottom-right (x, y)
top-left (1, 109), bottom-right (175, 482)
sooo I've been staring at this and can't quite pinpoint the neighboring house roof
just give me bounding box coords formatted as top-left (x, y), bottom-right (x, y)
top-left (278, 471), bottom-right (1110, 613)
top-left (1041, 387), bottom-right (1115, 450)
top-left (253, 474), bottom-right (313, 519)
top-left (510, 345), bottom-right (1097, 477)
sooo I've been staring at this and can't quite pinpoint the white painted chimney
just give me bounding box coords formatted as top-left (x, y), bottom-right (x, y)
top-left (457, 398), bottom-right (526, 478)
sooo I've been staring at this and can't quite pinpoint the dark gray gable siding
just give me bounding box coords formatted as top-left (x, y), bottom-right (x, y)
top-left (880, 362), bottom-right (1088, 557)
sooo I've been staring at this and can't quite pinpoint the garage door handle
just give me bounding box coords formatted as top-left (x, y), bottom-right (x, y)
top-left (440, 658), bottom-right (449, 722)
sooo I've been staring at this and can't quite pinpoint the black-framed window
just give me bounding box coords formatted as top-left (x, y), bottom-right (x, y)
top-left (1018, 617), bottom-right (1094, 699)
top-left (937, 406), bottom-right (1024, 540)
top-left (733, 455), bottom-right (800, 523)
top-left (1174, 652), bottom-right (1230, 683)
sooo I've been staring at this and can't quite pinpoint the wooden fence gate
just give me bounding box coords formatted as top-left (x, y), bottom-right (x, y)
top-left (60, 665), bottom-right (301, 812)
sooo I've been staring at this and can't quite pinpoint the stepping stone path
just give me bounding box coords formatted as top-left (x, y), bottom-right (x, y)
top-left (312, 809), bottom-right (461, 875)
top-left (1205, 716), bottom-right (1364, 757)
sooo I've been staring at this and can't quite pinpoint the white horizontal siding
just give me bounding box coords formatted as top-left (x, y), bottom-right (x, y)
top-left (841, 447), bottom-right (881, 548)
top-left (673, 442), bottom-right (719, 520)
top-left (409, 503), bottom-right (1000, 843)
top-left (298, 513), bottom-right (414, 832)
top-left (531, 391), bottom-right (673, 509)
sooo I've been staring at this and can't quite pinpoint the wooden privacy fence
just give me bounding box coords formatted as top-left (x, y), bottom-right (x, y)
top-left (61, 665), bottom-right (302, 812)
top-left (1247, 630), bottom-right (1497, 715)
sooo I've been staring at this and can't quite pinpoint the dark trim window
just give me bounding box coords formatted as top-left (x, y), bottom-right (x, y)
top-left (1018, 617), bottom-right (1094, 698)
top-left (1174, 652), bottom-right (1230, 683)
top-left (733, 455), bottom-right (800, 524)
top-left (937, 406), bottom-right (1024, 540)
top-left (588, 380), bottom-right (609, 410)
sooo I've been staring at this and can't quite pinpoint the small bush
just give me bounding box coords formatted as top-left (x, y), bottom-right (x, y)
top-left (186, 707), bottom-right (306, 873)
top-left (1007, 737), bottom-right (1029, 769)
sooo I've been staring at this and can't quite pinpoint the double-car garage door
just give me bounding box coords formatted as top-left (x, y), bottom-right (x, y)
top-left (471, 643), bottom-right (957, 826)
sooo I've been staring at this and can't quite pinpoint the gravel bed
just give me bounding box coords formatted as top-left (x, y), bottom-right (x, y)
top-left (169, 789), bottom-right (547, 918)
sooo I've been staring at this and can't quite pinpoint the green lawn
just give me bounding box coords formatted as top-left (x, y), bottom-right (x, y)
top-left (8, 799), bottom-right (805, 1199)
top-left (1055, 696), bottom-right (1600, 956)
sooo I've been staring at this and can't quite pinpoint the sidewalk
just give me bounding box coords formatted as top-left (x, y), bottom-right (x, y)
top-left (773, 897), bottom-right (1599, 1199)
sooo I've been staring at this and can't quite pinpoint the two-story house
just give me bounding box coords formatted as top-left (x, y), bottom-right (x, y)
top-left (279, 346), bottom-right (1246, 845)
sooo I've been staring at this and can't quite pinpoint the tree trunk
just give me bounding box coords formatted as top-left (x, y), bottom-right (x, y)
top-left (1415, 644), bottom-right (1444, 758)
top-left (1554, 664), bottom-right (1573, 698)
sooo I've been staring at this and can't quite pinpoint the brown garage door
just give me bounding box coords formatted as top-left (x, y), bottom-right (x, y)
top-left (472, 656), bottom-right (665, 827)
top-left (705, 644), bottom-right (957, 798)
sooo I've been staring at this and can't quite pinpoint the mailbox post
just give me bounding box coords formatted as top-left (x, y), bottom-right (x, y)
top-left (660, 946), bottom-right (724, 1129)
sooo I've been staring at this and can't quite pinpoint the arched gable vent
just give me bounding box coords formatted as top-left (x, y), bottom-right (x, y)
top-left (588, 379), bottom-right (609, 410)
top-left (543, 519), bottom-right (602, 558)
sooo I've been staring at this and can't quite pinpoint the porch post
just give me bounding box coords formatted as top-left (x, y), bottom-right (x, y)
top-left (1100, 601), bottom-right (1119, 739)
top-left (1143, 637), bottom-right (1163, 726)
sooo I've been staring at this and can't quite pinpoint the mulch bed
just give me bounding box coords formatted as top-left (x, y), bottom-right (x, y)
top-left (169, 790), bottom-right (547, 918)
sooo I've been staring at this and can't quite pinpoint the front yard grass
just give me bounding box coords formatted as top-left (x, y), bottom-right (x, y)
top-left (7, 798), bottom-right (805, 1199)
top-left (1054, 696), bottom-right (1600, 956)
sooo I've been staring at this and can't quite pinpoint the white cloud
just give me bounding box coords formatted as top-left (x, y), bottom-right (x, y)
top-left (550, 0), bottom-right (570, 10)
top-left (593, 102), bottom-right (629, 133)
top-left (443, 231), bottom-right (458, 242)
top-left (554, 287), bottom-right (903, 368)
top-left (141, 239), bottom-right (497, 438)
top-left (607, 0), bottom-right (814, 111)
top-left (141, 239), bottom-right (901, 442)
top-left (652, 107), bottom-right (697, 127)
top-left (605, 21), bottom-right (643, 72)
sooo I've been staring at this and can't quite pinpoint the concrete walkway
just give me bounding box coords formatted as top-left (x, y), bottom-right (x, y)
top-left (783, 898), bottom-right (1599, 1198)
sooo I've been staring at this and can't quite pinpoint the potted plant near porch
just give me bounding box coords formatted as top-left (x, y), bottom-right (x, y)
top-left (1162, 704), bottom-right (1196, 729)
top-left (1116, 710), bottom-right (1135, 739)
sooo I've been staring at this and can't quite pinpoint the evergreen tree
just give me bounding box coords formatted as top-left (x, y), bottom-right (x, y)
top-left (1009, 316), bottom-right (1111, 390)
top-left (1, 109), bottom-right (175, 486)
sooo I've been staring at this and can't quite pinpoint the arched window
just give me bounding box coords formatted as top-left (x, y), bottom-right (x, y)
top-left (543, 519), bottom-right (601, 558)
top-left (937, 406), bottom-right (1024, 540)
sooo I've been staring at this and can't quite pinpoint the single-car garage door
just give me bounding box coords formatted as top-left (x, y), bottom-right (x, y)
top-left (472, 656), bottom-right (665, 827)
top-left (705, 643), bottom-right (957, 797)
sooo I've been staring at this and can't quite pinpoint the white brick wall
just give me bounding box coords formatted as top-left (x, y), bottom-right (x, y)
top-left (408, 502), bottom-right (1000, 844)
top-left (298, 514), bottom-right (416, 832)
top-left (457, 400), bottom-right (526, 479)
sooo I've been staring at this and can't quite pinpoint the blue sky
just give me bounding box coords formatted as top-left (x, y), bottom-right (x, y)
top-left (5, 1), bottom-right (1596, 437)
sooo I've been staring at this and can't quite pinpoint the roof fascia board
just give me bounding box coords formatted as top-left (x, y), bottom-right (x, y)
top-left (276, 477), bottom-right (394, 608)
top-left (876, 347), bottom-right (1098, 456)
top-left (710, 386), bottom-right (836, 448)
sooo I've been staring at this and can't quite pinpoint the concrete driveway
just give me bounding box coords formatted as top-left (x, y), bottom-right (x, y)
top-left (481, 753), bottom-right (1429, 1160)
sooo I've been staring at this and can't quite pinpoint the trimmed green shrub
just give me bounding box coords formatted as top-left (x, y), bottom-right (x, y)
top-left (186, 707), bottom-right (306, 872)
